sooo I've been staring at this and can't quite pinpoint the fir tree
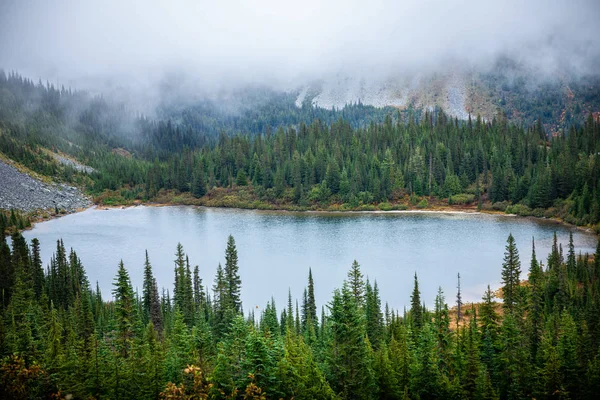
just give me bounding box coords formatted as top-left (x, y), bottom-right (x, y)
top-left (112, 260), bottom-right (135, 357)
top-left (410, 273), bottom-right (423, 331)
top-left (501, 234), bottom-right (521, 313)
top-left (347, 260), bottom-right (365, 306)
top-left (224, 235), bottom-right (242, 313)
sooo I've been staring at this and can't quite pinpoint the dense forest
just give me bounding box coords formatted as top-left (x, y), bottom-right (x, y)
top-left (1, 71), bottom-right (600, 228)
top-left (2, 70), bottom-right (600, 399)
top-left (1, 214), bottom-right (600, 398)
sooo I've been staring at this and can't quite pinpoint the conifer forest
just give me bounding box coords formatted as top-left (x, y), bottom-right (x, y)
top-left (2, 0), bottom-right (600, 399)
top-left (1, 223), bottom-right (600, 399)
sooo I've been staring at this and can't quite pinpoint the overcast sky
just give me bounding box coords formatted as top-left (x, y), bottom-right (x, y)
top-left (1, 0), bottom-right (599, 90)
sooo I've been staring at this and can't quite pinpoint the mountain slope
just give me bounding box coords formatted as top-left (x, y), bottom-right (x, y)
top-left (0, 158), bottom-right (90, 212)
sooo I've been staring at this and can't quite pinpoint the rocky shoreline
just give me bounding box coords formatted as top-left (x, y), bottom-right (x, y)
top-left (0, 159), bottom-right (91, 212)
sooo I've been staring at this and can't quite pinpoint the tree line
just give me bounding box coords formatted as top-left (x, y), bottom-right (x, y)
top-left (1, 226), bottom-right (600, 399)
top-left (1, 71), bottom-right (600, 227)
top-left (143, 112), bottom-right (600, 227)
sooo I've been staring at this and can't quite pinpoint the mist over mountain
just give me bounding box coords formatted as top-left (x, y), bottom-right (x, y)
top-left (1, 0), bottom-right (599, 118)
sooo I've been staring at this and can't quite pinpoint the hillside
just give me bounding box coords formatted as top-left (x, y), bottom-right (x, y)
top-left (0, 158), bottom-right (90, 212)
top-left (296, 67), bottom-right (600, 133)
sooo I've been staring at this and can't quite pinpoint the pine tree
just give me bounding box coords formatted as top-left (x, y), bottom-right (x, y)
top-left (286, 289), bottom-right (294, 333)
top-left (347, 260), bottom-right (365, 306)
top-left (328, 284), bottom-right (376, 399)
top-left (0, 231), bottom-right (13, 307)
top-left (30, 238), bottom-right (45, 300)
top-left (410, 273), bottom-right (423, 331)
top-left (463, 311), bottom-right (482, 398)
top-left (112, 260), bottom-right (135, 357)
top-left (558, 311), bottom-right (580, 398)
top-left (498, 312), bottom-right (528, 400)
top-left (183, 256), bottom-right (194, 325)
top-left (365, 279), bottom-right (384, 348)
top-left (306, 268), bottom-right (317, 331)
top-left (275, 332), bottom-right (336, 399)
top-left (192, 169), bottom-right (207, 198)
top-left (414, 323), bottom-right (448, 399)
top-left (456, 272), bottom-right (463, 324)
top-left (213, 263), bottom-right (228, 336)
top-left (193, 264), bottom-right (205, 313)
top-left (224, 235), bottom-right (242, 313)
top-left (173, 243), bottom-right (186, 313)
top-left (566, 232), bottom-right (576, 279)
top-left (374, 342), bottom-right (399, 399)
top-left (433, 287), bottom-right (452, 374)
top-left (501, 234), bottom-right (521, 313)
top-left (527, 238), bottom-right (544, 364)
top-left (142, 250), bottom-right (154, 325)
top-left (479, 285), bottom-right (499, 375)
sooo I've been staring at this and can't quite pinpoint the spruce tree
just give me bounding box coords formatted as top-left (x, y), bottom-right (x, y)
top-left (212, 263), bottom-right (227, 336)
top-left (173, 243), bottom-right (186, 313)
top-left (30, 238), bottom-right (44, 300)
top-left (456, 272), bottom-right (463, 323)
top-left (328, 284), bottom-right (376, 399)
top-left (410, 273), bottom-right (423, 331)
top-left (347, 260), bottom-right (365, 306)
top-left (0, 232), bottom-right (14, 307)
top-left (306, 268), bottom-right (317, 329)
top-left (193, 264), bottom-right (205, 313)
top-left (527, 238), bottom-right (544, 363)
top-left (112, 260), bottom-right (135, 357)
top-left (365, 279), bottom-right (384, 348)
top-left (183, 256), bottom-right (194, 325)
top-left (142, 250), bottom-right (154, 324)
top-left (501, 234), bottom-right (521, 313)
top-left (224, 235), bottom-right (242, 313)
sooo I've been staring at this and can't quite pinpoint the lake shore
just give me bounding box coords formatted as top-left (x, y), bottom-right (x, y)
top-left (91, 201), bottom-right (597, 236)
top-left (13, 190), bottom-right (597, 238)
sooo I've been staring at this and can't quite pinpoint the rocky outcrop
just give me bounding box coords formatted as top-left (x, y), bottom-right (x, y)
top-left (0, 159), bottom-right (91, 212)
top-left (50, 153), bottom-right (96, 174)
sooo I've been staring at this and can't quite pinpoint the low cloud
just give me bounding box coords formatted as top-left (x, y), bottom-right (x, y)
top-left (1, 0), bottom-right (598, 101)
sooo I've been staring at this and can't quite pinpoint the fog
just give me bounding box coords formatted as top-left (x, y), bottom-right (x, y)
top-left (1, 0), bottom-right (599, 98)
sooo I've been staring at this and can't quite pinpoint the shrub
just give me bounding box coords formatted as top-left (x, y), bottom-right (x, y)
top-left (492, 201), bottom-right (509, 211)
top-left (532, 208), bottom-right (546, 218)
top-left (378, 202), bottom-right (393, 211)
top-left (449, 193), bottom-right (475, 205)
top-left (416, 198), bottom-right (429, 209)
top-left (505, 204), bottom-right (531, 216)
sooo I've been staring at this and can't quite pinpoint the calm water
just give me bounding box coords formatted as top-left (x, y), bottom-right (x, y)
top-left (21, 206), bottom-right (598, 313)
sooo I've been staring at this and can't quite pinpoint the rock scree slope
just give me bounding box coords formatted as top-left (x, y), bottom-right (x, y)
top-left (0, 159), bottom-right (91, 212)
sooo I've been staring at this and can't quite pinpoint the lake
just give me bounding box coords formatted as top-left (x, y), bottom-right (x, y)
top-left (21, 206), bottom-right (598, 313)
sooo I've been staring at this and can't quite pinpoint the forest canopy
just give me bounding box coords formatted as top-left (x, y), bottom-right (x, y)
top-left (1, 226), bottom-right (600, 399)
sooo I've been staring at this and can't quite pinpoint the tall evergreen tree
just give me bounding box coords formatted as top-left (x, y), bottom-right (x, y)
top-left (224, 235), bottom-right (242, 314)
top-left (328, 284), bottom-right (376, 399)
top-left (112, 260), bottom-right (135, 357)
top-left (306, 268), bottom-right (317, 330)
top-left (410, 273), bottom-right (423, 331)
top-left (347, 260), bottom-right (365, 306)
top-left (501, 234), bottom-right (521, 313)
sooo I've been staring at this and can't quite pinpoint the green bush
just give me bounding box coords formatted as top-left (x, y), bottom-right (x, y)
top-left (449, 193), bottom-right (475, 205)
top-left (506, 204), bottom-right (531, 216)
top-left (532, 208), bottom-right (546, 218)
top-left (378, 202), bottom-right (393, 211)
top-left (492, 201), bottom-right (509, 211)
top-left (416, 198), bottom-right (429, 209)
